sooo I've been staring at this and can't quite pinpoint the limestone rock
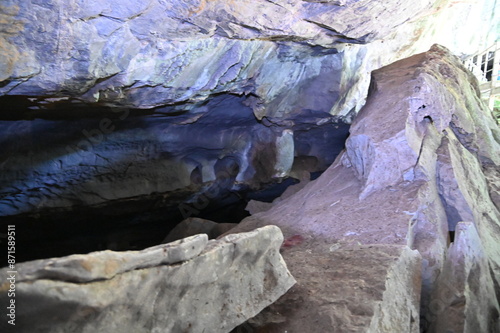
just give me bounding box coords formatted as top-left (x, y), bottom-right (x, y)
top-left (0, 0), bottom-right (435, 110)
top-left (2, 0), bottom-right (497, 121)
top-left (0, 225), bottom-right (296, 333)
top-left (162, 217), bottom-right (237, 243)
top-left (0, 94), bottom-right (349, 222)
top-left (0, 0), bottom-right (498, 331)
top-left (10, 234), bottom-right (208, 283)
top-left (428, 222), bottom-right (500, 333)
top-left (229, 45), bottom-right (500, 331)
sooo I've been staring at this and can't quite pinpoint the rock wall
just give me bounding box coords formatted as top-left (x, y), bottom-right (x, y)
top-left (429, 222), bottom-right (500, 332)
top-left (0, 94), bottom-right (349, 218)
top-left (1, 0), bottom-right (498, 222)
top-left (0, 0), bottom-right (499, 331)
top-left (229, 45), bottom-right (500, 331)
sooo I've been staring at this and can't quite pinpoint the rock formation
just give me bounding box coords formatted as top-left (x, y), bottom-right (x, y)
top-left (0, 0), bottom-right (499, 332)
top-left (229, 45), bottom-right (500, 331)
top-left (0, 0), bottom-right (437, 113)
top-left (429, 222), bottom-right (499, 333)
top-left (0, 94), bottom-right (349, 261)
top-left (1, 0), bottom-right (497, 117)
top-left (0, 226), bottom-right (295, 333)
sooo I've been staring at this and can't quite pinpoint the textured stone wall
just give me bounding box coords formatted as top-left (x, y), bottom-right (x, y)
top-left (2, 0), bottom-right (497, 118)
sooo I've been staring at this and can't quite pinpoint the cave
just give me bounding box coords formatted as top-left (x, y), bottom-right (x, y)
top-left (1, 1), bottom-right (500, 332)
top-left (0, 93), bottom-right (350, 262)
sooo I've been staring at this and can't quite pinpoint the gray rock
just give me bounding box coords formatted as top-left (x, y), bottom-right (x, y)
top-left (0, 96), bottom-right (291, 217)
top-left (428, 222), bottom-right (500, 333)
top-left (162, 217), bottom-right (237, 243)
top-left (0, 0), bottom-right (498, 331)
top-left (5, 234), bottom-right (208, 283)
top-left (228, 45), bottom-right (500, 331)
top-left (341, 46), bottom-right (500, 315)
top-left (1, 0), bottom-right (497, 119)
top-left (0, 225), bottom-right (296, 333)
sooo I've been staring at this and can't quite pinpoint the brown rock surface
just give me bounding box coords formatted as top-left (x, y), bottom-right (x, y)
top-left (229, 45), bottom-right (500, 331)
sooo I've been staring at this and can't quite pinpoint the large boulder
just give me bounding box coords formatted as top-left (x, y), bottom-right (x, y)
top-left (229, 45), bottom-right (500, 331)
top-left (0, 225), bottom-right (296, 333)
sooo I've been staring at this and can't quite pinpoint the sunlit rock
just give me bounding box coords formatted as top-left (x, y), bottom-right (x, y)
top-left (230, 45), bottom-right (500, 331)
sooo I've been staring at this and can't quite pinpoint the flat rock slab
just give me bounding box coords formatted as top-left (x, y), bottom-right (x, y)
top-left (0, 225), bottom-right (295, 333)
top-left (5, 234), bottom-right (208, 283)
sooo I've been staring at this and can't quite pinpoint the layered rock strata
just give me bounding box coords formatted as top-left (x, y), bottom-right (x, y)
top-left (429, 222), bottom-right (500, 333)
top-left (2, 0), bottom-right (497, 120)
top-left (1, 0), bottom-right (436, 113)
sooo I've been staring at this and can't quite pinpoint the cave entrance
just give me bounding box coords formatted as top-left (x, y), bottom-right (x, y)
top-left (0, 94), bottom-right (350, 264)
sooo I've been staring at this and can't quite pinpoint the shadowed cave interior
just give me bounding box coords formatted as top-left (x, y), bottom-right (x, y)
top-left (0, 93), bottom-right (350, 263)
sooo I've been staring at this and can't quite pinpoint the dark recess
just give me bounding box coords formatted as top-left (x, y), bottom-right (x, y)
top-left (0, 94), bottom-right (351, 264)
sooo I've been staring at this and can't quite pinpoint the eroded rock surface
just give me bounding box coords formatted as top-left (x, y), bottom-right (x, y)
top-left (1, 0), bottom-right (497, 121)
top-left (230, 45), bottom-right (500, 331)
top-left (0, 225), bottom-right (295, 333)
top-left (0, 94), bottom-right (349, 218)
top-left (0, 0), bottom-right (499, 331)
top-left (248, 244), bottom-right (422, 333)
top-left (428, 222), bottom-right (500, 333)
top-left (0, 0), bottom-right (436, 113)
top-left (0, 92), bottom-right (350, 264)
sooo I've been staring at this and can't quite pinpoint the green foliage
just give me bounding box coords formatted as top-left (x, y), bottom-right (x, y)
top-left (494, 97), bottom-right (500, 123)
top-left (494, 98), bottom-right (500, 109)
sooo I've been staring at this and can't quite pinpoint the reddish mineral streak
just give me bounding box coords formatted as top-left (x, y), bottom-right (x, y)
top-left (281, 234), bottom-right (304, 248)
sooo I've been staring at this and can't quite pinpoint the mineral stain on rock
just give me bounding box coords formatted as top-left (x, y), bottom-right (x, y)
top-left (281, 235), bottom-right (305, 249)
